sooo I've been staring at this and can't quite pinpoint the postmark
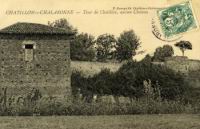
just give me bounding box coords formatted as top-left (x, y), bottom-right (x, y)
top-left (151, 18), bottom-right (182, 42)
top-left (157, 1), bottom-right (198, 38)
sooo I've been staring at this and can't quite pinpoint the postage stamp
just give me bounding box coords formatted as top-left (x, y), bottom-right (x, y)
top-left (157, 1), bottom-right (199, 38)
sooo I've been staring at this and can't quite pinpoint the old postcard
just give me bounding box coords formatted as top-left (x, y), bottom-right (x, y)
top-left (0, 0), bottom-right (200, 128)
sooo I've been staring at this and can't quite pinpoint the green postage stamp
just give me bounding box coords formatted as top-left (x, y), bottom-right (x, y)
top-left (157, 1), bottom-right (199, 38)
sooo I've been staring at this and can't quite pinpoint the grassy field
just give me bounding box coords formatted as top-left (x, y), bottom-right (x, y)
top-left (71, 61), bottom-right (121, 76)
top-left (0, 115), bottom-right (199, 129)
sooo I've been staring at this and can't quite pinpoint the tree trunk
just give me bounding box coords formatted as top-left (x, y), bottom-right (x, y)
top-left (181, 49), bottom-right (185, 56)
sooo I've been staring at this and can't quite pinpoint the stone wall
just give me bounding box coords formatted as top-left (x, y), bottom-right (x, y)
top-left (188, 60), bottom-right (200, 71)
top-left (164, 56), bottom-right (200, 74)
top-left (164, 56), bottom-right (189, 73)
top-left (0, 35), bottom-right (70, 97)
top-left (164, 56), bottom-right (200, 88)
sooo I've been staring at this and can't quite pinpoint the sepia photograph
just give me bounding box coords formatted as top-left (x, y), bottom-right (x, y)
top-left (0, 0), bottom-right (200, 128)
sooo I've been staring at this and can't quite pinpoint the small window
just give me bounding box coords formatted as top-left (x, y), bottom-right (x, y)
top-left (36, 64), bottom-right (41, 68)
top-left (22, 41), bottom-right (36, 62)
top-left (25, 44), bottom-right (33, 49)
top-left (24, 44), bottom-right (34, 61)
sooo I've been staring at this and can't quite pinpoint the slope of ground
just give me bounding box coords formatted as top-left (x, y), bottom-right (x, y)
top-left (71, 61), bottom-right (122, 76)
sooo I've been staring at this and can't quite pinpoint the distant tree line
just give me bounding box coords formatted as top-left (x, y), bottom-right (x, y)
top-left (48, 18), bottom-right (193, 62)
top-left (48, 18), bottom-right (141, 62)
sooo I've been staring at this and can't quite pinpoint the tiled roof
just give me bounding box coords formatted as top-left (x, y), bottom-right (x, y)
top-left (0, 22), bottom-right (74, 35)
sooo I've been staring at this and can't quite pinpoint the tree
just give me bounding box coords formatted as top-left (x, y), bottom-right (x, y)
top-left (48, 19), bottom-right (96, 61)
top-left (153, 45), bottom-right (174, 61)
top-left (96, 34), bottom-right (116, 62)
top-left (48, 18), bottom-right (77, 33)
top-left (48, 19), bottom-right (99, 61)
top-left (115, 30), bottom-right (141, 62)
top-left (71, 33), bottom-right (96, 61)
top-left (175, 41), bottom-right (192, 56)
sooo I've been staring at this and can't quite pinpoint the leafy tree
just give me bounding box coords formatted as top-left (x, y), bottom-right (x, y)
top-left (48, 18), bottom-right (99, 61)
top-left (153, 45), bottom-right (174, 61)
top-left (48, 18), bottom-right (77, 33)
top-left (96, 34), bottom-right (116, 62)
top-left (115, 30), bottom-right (141, 62)
top-left (71, 33), bottom-right (96, 61)
top-left (175, 41), bottom-right (192, 56)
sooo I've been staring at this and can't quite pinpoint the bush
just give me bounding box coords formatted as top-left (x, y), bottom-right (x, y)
top-left (1, 96), bottom-right (200, 116)
top-left (115, 59), bottom-right (188, 100)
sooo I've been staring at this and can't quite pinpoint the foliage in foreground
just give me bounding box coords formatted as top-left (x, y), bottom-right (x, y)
top-left (0, 84), bottom-right (199, 116)
top-left (0, 85), bottom-right (199, 116)
top-left (0, 96), bottom-right (200, 116)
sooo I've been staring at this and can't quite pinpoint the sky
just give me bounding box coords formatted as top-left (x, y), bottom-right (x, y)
top-left (0, 0), bottom-right (199, 60)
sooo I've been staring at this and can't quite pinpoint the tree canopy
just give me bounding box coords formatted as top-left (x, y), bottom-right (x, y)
top-left (48, 18), bottom-right (97, 61)
top-left (115, 30), bottom-right (141, 62)
top-left (71, 33), bottom-right (96, 61)
top-left (96, 34), bottom-right (116, 62)
top-left (153, 45), bottom-right (174, 61)
top-left (175, 41), bottom-right (192, 56)
top-left (48, 18), bottom-right (77, 33)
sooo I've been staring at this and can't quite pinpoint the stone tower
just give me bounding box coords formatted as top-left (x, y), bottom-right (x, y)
top-left (0, 22), bottom-right (74, 98)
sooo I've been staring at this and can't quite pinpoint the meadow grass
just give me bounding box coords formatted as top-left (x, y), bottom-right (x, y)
top-left (0, 114), bottom-right (199, 129)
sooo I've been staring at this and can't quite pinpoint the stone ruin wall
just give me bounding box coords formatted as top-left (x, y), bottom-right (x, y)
top-left (164, 57), bottom-right (200, 88)
top-left (188, 60), bottom-right (200, 71)
top-left (164, 57), bottom-right (200, 73)
top-left (0, 36), bottom-right (70, 97)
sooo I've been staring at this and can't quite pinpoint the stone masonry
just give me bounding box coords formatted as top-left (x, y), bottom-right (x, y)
top-left (0, 22), bottom-right (74, 97)
top-left (153, 56), bottom-right (200, 88)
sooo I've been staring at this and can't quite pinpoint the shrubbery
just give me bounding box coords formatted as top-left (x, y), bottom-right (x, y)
top-left (0, 96), bottom-right (200, 116)
top-left (71, 55), bottom-right (189, 102)
top-left (0, 86), bottom-right (199, 116)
